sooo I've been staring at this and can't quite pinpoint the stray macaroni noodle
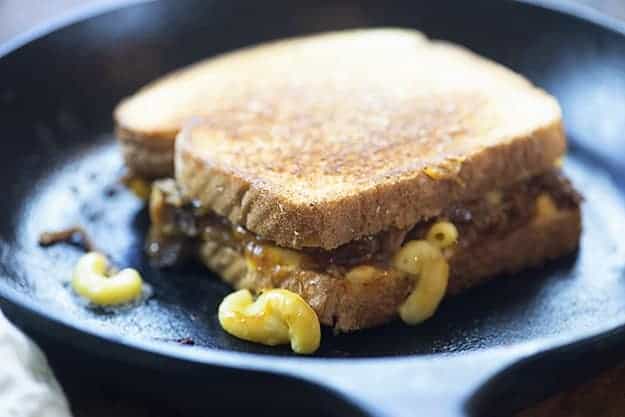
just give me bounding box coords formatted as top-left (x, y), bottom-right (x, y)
top-left (72, 252), bottom-right (144, 306)
top-left (393, 221), bottom-right (457, 324)
top-left (218, 289), bottom-right (321, 354)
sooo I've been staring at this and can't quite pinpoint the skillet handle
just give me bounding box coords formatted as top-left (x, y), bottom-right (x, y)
top-left (286, 346), bottom-right (533, 417)
top-left (297, 323), bottom-right (625, 417)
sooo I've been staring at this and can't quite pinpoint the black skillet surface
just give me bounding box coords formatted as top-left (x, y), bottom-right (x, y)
top-left (1, 0), bottom-right (625, 416)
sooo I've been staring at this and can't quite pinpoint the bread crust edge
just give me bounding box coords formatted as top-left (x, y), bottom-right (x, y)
top-left (177, 119), bottom-right (566, 250)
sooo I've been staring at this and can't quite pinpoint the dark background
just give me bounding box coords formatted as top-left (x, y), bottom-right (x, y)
top-left (1, 0), bottom-right (624, 43)
top-left (1, 0), bottom-right (623, 43)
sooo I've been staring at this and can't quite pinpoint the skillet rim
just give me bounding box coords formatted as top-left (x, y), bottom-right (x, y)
top-left (0, 0), bottom-right (624, 370)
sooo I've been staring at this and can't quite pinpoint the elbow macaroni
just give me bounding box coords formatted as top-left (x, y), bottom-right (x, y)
top-left (396, 249), bottom-right (449, 325)
top-left (426, 221), bottom-right (458, 249)
top-left (393, 221), bottom-right (456, 325)
top-left (218, 289), bottom-right (321, 354)
top-left (393, 240), bottom-right (440, 275)
top-left (72, 252), bottom-right (144, 306)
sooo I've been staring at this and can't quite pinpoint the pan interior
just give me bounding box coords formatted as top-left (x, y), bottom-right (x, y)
top-left (0, 139), bottom-right (622, 358)
top-left (1, 0), bottom-right (625, 359)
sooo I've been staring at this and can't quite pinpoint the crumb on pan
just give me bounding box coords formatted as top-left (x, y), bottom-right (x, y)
top-left (38, 226), bottom-right (95, 252)
top-left (154, 337), bottom-right (196, 346)
top-left (176, 337), bottom-right (195, 346)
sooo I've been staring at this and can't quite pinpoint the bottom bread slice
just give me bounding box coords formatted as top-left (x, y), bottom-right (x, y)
top-left (195, 209), bottom-right (580, 331)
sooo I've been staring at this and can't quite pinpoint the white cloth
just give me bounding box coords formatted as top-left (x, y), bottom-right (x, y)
top-left (0, 310), bottom-right (72, 417)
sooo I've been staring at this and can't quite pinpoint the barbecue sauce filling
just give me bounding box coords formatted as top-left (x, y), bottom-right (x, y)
top-left (146, 169), bottom-right (581, 276)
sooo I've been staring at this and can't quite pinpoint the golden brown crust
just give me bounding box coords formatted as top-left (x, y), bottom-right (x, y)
top-left (116, 28), bottom-right (564, 202)
top-left (164, 28), bottom-right (565, 249)
top-left (178, 114), bottom-right (564, 250)
top-left (114, 29), bottom-right (429, 153)
top-left (198, 208), bottom-right (581, 332)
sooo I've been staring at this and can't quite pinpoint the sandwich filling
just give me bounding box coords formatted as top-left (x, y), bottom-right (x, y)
top-left (146, 169), bottom-right (581, 330)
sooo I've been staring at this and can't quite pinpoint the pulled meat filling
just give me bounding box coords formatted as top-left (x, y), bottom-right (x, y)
top-left (147, 169), bottom-right (581, 270)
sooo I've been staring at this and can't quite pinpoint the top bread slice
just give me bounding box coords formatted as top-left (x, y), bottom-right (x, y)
top-left (115, 29), bottom-right (564, 182)
top-left (118, 28), bottom-right (565, 249)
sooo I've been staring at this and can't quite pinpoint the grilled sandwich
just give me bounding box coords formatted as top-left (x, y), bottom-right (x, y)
top-left (121, 29), bottom-right (581, 331)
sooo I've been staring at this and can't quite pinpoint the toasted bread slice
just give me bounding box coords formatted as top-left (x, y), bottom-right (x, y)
top-left (115, 28), bottom-right (563, 183)
top-left (170, 33), bottom-right (564, 249)
top-left (115, 29), bottom-right (430, 178)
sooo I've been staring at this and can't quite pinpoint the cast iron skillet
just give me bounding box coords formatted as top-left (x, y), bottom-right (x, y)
top-left (1, 0), bottom-right (625, 416)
